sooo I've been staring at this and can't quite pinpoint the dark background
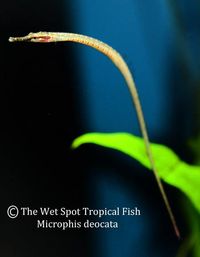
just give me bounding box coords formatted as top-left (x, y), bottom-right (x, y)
top-left (0, 1), bottom-right (200, 257)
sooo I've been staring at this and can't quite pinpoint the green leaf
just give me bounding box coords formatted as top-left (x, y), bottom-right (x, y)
top-left (72, 132), bottom-right (200, 213)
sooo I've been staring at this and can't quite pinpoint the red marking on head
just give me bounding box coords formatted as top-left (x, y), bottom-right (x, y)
top-left (37, 36), bottom-right (52, 42)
